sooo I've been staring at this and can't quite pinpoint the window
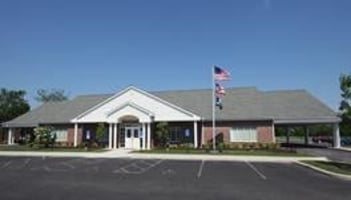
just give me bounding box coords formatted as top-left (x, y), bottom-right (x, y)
top-left (51, 129), bottom-right (68, 142)
top-left (230, 127), bottom-right (257, 142)
top-left (169, 127), bottom-right (181, 143)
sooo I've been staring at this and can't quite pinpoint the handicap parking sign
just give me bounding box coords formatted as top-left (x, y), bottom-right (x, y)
top-left (185, 129), bottom-right (190, 137)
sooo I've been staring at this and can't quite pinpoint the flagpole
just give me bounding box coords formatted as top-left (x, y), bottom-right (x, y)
top-left (212, 65), bottom-right (216, 151)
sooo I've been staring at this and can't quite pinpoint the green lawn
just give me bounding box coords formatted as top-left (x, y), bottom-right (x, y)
top-left (136, 148), bottom-right (309, 157)
top-left (302, 161), bottom-right (351, 176)
top-left (0, 145), bottom-right (107, 152)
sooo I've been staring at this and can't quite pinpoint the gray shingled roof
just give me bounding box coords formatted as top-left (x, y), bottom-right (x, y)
top-left (2, 87), bottom-right (339, 127)
top-left (2, 94), bottom-right (110, 127)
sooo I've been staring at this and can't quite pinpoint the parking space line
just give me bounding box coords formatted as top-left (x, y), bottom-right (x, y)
top-left (24, 158), bottom-right (31, 165)
top-left (197, 160), bottom-right (205, 178)
top-left (112, 159), bottom-right (163, 174)
top-left (60, 162), bottom-right (76, 169)
top-left (1, 161), bottom-right (12, 169)
top-left (245, 161), bottom-right (267, 180)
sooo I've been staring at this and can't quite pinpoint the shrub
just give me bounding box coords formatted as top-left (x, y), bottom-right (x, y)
top-left (33, 126), bottom-right (55, 148)
top-left (217, 142), bottom-right (225, 152)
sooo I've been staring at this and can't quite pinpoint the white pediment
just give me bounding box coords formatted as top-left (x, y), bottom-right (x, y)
top-left (71, 86), bottom-right (200, 123)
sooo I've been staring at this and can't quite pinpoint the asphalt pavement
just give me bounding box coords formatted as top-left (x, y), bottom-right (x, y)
top-left (0, 157), bottom-right (350, 200)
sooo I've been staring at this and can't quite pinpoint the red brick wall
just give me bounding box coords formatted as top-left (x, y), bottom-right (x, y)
top-left (201, 121), bottom-right (274, 145)
top-left (257, 126), bottom-right (273, 143)
top-left (202, 126), bottom-right (231, 145)
top-left (67, 127), bottom-right (83, 146)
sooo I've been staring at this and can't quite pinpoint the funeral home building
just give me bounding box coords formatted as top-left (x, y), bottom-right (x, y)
top-left (2, 86), bottom-right (341, 150)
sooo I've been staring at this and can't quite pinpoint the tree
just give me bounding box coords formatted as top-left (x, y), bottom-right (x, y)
top-left (35, 89), bottom-right (68, 103)
top-left (339, 73), bottom-right (351, 136)
top-left (0, 88), bottom-right (30, 142)
top-left (95, 123), bottom-right (105, 146)
top-left (155, 122), bottom-right (169, 148)
top-left (0, 88), bottom-right (30, 123)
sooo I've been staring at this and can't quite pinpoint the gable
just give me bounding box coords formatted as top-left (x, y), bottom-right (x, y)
top-left (72, 86), bottom-right (200, 123)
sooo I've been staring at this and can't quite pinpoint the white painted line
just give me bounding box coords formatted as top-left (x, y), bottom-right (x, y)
top-left (197, 160), bottom-right (205, 178)
top-left (61, 162), bottom-right (76, 169)
top-left (131, 163), bottom-right (145, 170)
top-left (112, 159), bottom-right (163, 174)
top-left (245, 161), bottom-right (267, 180)
top-left (150, 159), bottom-right (163, 168)
top-left (24, 158), bottom-right (31, 165)
top-left (139, 160), bottom-right (153, 166)
top-left (1, 161), bottom-right (12, 169)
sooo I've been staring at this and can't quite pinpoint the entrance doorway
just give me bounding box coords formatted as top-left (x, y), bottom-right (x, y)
top-left (125, 126), bottom-right (141, 150)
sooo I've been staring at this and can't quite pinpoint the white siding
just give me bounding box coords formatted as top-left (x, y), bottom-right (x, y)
top-left (75, 88), bottom-right (198, 123)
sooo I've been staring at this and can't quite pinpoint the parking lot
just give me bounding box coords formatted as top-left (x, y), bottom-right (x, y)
top-left (0, 157), bottom-right (350, 200)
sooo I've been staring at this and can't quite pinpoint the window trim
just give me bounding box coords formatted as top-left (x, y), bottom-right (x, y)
top-left (230, 126), bottom-right (258, 143)
top-left (51, 129), bottom-right (68, 142)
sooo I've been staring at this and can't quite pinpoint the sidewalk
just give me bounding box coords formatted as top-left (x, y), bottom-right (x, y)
top-left (337, 147), bottom-right (351, 152)
top-left (0, 150), bottom-right (327, 162)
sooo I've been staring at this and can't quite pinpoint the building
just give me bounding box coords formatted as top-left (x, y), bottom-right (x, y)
top-left (1, 86), bottom-right (341, 149)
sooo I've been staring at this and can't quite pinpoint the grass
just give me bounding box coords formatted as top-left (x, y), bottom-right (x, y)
top-left (302, 160), bottom-right (351, 176)
top-left (0, 145), bottom-right (107, 152)
top-left (136, 148), bottom-right (309, 157)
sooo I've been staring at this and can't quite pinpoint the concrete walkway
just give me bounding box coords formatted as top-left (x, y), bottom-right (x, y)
top-left (0, 150), bottom-right (327, 162)
top-left (296, 148), bottom-right (351, 162)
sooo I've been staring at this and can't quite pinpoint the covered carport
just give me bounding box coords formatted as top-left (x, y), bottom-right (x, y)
top-left (273, 118), bottom-right (341, 148)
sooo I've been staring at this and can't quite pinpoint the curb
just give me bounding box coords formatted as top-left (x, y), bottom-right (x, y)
top-left (0, 151), bottom-right (327, 162)
top-left (332, 147), bottom-right (351, 152)
top-left (296, 161), bottom-right (351, 181)
top-left (0, 151), bottom-right (132, 159)
top-left (129, 153), bottom-right (327, 163)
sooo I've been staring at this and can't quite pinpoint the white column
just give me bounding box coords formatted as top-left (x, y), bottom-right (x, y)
top-left (201, 121), bottom-right (205, 146)
top-left (333, 123), bottom-right (341, 148)
top-left (304, 126), bottom-right (310, 145)
top-left (74, 123), bottom-right (78, 147)
top-left (286, 127), bottom-right (290, 144)
top-left (8, 128), bottom-right (13, 145)
top-left (108, 123), bottom-right (113, 149)
top-left (113, 123), bottom-right (117, 149)
top-left (272, 122), bottom-right (276, 143)
top-left (193, 121), bottom-right (198, 148)
top-left (147, 123), bottom-right (151, 150)
top-left (142, 123), bottom-right (146, 150)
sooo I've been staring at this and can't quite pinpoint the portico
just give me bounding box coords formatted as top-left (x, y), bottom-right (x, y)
top-left (71, 86), bottom-right (200, 150)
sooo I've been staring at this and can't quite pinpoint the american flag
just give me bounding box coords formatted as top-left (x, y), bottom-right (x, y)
top-left (214, 66), bottom-right (230, 81)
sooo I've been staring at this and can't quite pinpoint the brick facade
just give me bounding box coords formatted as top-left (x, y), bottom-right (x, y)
top-left (67, 126), bottom-right (83, 146)
top-left (257, 126), bottom-right (273, 143)
top-left (202, 126), bottom-right (231, 145)
top-left (201, 121), bottom-right (274, 145)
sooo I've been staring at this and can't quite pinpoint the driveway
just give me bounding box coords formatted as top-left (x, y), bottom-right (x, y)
top-left (297, 148), bottom-right (351, 162)
top-left (0, 157), bottom-right (350, 200)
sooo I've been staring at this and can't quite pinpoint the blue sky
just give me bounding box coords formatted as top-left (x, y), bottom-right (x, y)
top-left (0, 0), bottom-right (350, 110)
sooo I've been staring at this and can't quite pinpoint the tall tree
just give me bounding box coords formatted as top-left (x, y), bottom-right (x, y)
top-left (35, 89), bottom-right (68, 103)
top-left (0, 88), bottom-right (30, 123)
top-left (339, 73), bottom-right (351, 136)
top-left (155, 122), bottom-right (169, 147)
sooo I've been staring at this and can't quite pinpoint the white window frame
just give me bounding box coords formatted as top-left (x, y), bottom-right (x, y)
top-left (169, 126), bottom-right (181, 142)
top-left (230, 126), bottom-right (257, 142)
top-left (51, 129), bottom-right (68, 142)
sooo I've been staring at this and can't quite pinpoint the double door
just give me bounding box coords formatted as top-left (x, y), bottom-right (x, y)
top-left (125, 126), bottom-right (141, 150)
